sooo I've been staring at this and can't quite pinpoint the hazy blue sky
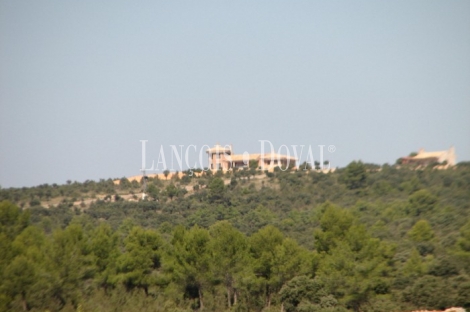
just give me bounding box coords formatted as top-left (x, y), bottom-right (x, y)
top-left (1, 0), bottom-right (469, 188)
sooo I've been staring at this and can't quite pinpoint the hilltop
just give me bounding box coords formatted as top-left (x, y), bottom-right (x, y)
top-left (0, 161), bottom-right (470, 311)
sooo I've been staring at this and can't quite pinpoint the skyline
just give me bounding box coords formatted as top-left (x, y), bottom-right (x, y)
top-left (1, 0), bottom-right (469, 188)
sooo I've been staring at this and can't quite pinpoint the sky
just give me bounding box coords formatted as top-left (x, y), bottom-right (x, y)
top-left (1, 0), bottom-right (469, 188)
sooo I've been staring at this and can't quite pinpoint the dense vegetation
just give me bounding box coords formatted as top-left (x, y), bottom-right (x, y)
top-left (1, 162), bottom-right (470, 312)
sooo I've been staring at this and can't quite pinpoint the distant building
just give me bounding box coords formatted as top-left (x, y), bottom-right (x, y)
top-left (206, 144), bottom-right (297, 171)
top-left (400, 147), bottom-right (456, 168)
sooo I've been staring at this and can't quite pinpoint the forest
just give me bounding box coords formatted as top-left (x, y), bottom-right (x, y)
top-left (1, 161), bottom-right (470, 312)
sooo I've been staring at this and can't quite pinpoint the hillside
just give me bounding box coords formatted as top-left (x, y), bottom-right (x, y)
top-left (0, 162), bottom-right (470, 312)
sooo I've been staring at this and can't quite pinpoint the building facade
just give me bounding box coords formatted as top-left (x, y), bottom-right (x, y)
top-left (401, 147), bottom-right (456, 168)
top-left (206, 144), bottom-right (297, 171)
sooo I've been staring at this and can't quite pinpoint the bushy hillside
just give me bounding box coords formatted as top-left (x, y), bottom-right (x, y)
top-left (1, 162), bottom-right (470, 312)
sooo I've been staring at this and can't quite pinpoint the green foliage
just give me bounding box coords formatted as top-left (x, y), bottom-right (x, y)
top-left (208, 177), bottom-right (225, 203)
top-left (402, 275), bottom-right (455, 309)
top-left (280, 276), bottom-right (343, 312)
top-left (341, 161), bottom-right (367, 190)
top-left (119, 178), bottom-right (132, 190)
top-left (457, 220), bottom-right (470, 252)
top-left (0, 162), bottom-right (469, 311)
top-left (408, 220), bottom-right (434, 242)
top-left (455, 220), bottom-right (470, 274)
top-left (89, 223), bottom-right (119, 288)
top-left (146, 183), bottom-right (160, 201)
top-left (165, 183), bottom-right (179, 200)
top-left (314, 203), bottom-right (354, 253)
top-left (249, 225), bottom-right (310, 308)
top-left (249, 159), bottom-right (259, 170)
top-left (167, 225), bottom-right (213, 309)
top-left (115, 226), bottom-right (163, 294)
top-left (209, 221), bottom-right (248, 308)
top-left (314, 205), bottom-right (395, 310)
top-left (407, 189), bottom-right (438, 216)
top-left (403, 248), bottom-right (427, 277)
top-left (0, 200), bottom-right (30, 240)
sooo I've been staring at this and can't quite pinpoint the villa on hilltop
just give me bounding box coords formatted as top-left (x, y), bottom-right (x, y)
top-left (206, 144), bottom-right (297, 171)
top-left (114, 144), bottom-right (299, 186)
top-left (400, 147), bottom-right (456, 168)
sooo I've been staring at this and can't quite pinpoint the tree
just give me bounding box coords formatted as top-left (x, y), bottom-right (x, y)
top-left (342, 161), bottom-right (367, 190)
top-left (146, 184), bottom-right (160, 201)
top-left (249, 225), bottom-right (309, 308)
top-left (407, 189), bottom-right (438, 216)
top-left (408, 220), bottom-right (434, 242)
top-left (314, 204), bottom-right (395, 311)
top-left (2, 225), bottom-right (49, 311)
top-left (457, 220), bottom-right (470, 252)
top-left (243, 205), bottom-right (275, 233)
top-left (455, 220), bottom-right (470, 273)
top-left (402, 275), bottom-right (453, 309)
top-left (119, 177), bottom-right (131, 190)
top-left (208, 177), bottom-right (225, 203)
top-left (48, 224), bottom-right (90, 309)
top-left (250, 225), bottom-right (284, 308)
top-left (0, 201), bottom-right (30, 240)
top-left (209, 221), bottom-right (248, 308)
top-left (299, 161), bottom-right (312, 170)
top-left (115, 226), bottom-right (163, 295)
top-left (403, 248), bottom-right (426, 277)
top-left (2, 255), bottom-right (37, 311)
top-left (168, 225), bottom-right (212, 310)
top-left (89, 223), bottom-right (119, 290)
top-left (165, 184), bottom-right (178, 201)
top-left (314, 203), bottom-right (354, 253)
top-left (280, 276), bottom-right (341, 312)
top-left (249, 160), bottom-right (259, 170)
